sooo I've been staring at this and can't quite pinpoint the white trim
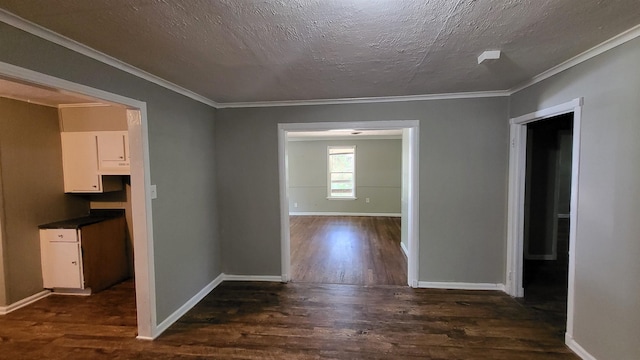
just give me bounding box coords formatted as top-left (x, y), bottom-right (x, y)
top-left (0, 9), bottom-right (218, 108)
top-left (0, 290), bottom-right (50, 315)
top-left (566, 335), bottom-right (598, 360)
top-left (400, 242), bottom-right (408, 257)
top-left (288, 135), bottom-right (402, 142)
top-left (505, 98), bottom-right (582, 343)
top-left (418, 282), bottom-right (505, 291)
top-left (223, 275), bottom-right (283, 282)
top-left (0, 61), bottom-right (155, 339)
top-left (510, 24), bottom-right (640, 94)
top-left (289, 212), bottom-right (401, 217)
top-left (279, 120), bottom-right (420, 288)
top-left (57, 103), bottom-right (113, 108)
top-left (150, 273), bottom-right (224, 340)
top-left (218, 90), bottom-right (509, 108)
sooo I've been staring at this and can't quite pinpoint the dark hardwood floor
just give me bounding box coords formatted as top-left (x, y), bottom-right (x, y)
top-left (0, 280), bottom-right (578, 359)
top-left (290, 216), bottom-right (407, 286)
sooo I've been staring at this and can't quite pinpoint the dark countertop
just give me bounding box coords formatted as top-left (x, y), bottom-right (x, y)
top-left (39, 210), bottom-right (125, 229)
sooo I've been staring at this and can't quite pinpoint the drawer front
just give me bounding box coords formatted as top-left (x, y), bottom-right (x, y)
top-left (40, 229), bottom-right (78, 242)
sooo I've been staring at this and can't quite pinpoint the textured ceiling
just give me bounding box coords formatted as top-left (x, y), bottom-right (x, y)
top-left (1, 0), bottom-right (639, 104)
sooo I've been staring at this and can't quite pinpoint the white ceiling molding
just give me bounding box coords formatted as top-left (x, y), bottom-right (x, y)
top-left (509, 23), bottom-right (640, 94)
top-left (216, 90), bottom-right (511, 109)
top-left (0, 8), bottom-right (220, 108)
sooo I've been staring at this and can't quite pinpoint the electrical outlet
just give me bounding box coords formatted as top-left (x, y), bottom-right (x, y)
top-left (365, 198), bottom-right (370, 203)
top-left (294, 202), bottom-right (298, 208)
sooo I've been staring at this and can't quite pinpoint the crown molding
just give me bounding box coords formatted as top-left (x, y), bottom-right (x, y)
top-left (510, 23), bottom-right (640, 94)
top-left (217, 90), bottom-right (510, 109)
top-left (0, 9), bottom-right (220, 108)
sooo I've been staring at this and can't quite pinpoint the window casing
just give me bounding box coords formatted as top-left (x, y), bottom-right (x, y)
top-left (327, 146), bottom-right (356, 199)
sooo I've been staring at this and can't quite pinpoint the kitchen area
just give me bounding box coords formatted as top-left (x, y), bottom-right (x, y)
top-left (0, 85), bottom-right (135, 306)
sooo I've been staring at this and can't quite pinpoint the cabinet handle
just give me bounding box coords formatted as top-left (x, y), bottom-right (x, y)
top-left (92, 185), bottom-right (97, 188)
top-left (71, 261), bottom-right (77, 265)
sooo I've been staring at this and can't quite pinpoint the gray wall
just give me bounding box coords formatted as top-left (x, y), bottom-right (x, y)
top-left (288, 139), bottom-right (401, 214)
top-left (0, 23), bottom-right (221, 322)
top-left (0, 98), bottom-right (88, 305)
top-left (216, 98), bottom-right (509, 280)
top-left (510, 36), bottom-right (640, 360)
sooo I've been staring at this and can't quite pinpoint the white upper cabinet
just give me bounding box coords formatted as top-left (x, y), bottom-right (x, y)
top-left (97, 131), bottom-right (130, 174)
top-left (61, 132), bottom-right (102, 192)
top-left (60, 132), bottom-right (125, 193)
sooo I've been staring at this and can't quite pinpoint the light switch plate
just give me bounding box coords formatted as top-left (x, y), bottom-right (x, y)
top-left (150, 184), bottom-right (157, 199)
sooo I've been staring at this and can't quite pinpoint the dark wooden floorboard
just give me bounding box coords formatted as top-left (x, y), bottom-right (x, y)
top-left (290, 216), bottom-right (407, 286)
top-left (0, 280), bottom-right (578, 359)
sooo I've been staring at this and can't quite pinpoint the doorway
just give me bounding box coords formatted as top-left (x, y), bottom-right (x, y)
top-left (278, 121), bottom-right (420, 288)
top-left (0, 61), bottom-right (155, 339)
top-left (285, 133), bottom-right (406, 285)
top-left (506, 98), bottom-right (583, 343)
top-left (521, 113), bottom-right (573, 335)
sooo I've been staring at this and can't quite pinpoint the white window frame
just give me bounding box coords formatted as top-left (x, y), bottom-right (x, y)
top-left (327, 145), bottom-right (356, 200)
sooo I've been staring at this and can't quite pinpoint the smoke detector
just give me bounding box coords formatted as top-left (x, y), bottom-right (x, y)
top-left (478, 50), bottom-right (501, 64)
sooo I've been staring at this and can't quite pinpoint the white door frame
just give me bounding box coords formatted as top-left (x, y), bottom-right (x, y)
top-left (278, 120), bottom-right (420, 287)
top-left (505, 98), bottom-right (582, 339)
top-left (0, 61), bottom-right (156, 339)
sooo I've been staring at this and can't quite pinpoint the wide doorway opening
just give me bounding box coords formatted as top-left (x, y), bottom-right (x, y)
top-left (278, 121), bottom-right (420, 288)
top-left (0, 62), bottom-right (154, 339)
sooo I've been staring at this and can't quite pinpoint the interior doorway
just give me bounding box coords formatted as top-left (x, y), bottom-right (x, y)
top-left (506, 98), bottom-right (583, 343)
top-left (521, 113), bottom-right (574, 335)
top-left (285, 132), bottom-right (406, 285)
top-left (278, 121), bottom-right (420, 288)
top-left (0, 61), bottom-right (155, 339)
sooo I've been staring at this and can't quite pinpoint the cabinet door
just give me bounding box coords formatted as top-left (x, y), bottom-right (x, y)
top-left (61, 132), bottom-right (102, 192)
top-left (97, 131), bottom-right (130, 174)
top-left (41, 240), bottom-right (83, 289)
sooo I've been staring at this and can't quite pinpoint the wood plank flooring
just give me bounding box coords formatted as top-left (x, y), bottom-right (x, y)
top-left (290, 216), bottom-right (407, 285)
top-left (0, 280), bottom-right (578, 359)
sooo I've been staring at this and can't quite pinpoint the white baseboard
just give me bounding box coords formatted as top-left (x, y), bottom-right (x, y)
top-left (566, 334), bottom-right (598, 360)
top-left (0, 290), bottom-right (50, 315)
top-left (223, 274), bottom-right (283, 282)
top-left (151, 272), bottom-right (224, 339)
top-left (289, 212), bottom-right (401, 217)
top-left (417, 281), bottom-right (505, 291)
top-left (400, 242), bottom-right (408, 257)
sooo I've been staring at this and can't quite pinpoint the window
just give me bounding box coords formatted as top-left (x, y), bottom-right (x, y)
top-left (327, 146), bottom-right (356, 199)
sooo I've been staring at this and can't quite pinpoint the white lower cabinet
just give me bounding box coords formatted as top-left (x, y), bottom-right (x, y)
top-left (40, 229), bottom-right (84, 289)
top-left (39, 217), bottom-right (129, 293)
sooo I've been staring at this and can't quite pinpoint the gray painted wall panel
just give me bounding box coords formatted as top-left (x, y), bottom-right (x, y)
top-left (288, 139), bottom-right (401, 213)
top-left (217, 98), bottom-right (509, 281)
top-left (510, 37), bottom-right (640, 360)
top-left (0, 23), bottom-right (221, 322)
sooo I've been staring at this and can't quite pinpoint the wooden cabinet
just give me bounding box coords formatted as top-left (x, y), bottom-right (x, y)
top-left (60, 131), bottom-right (128, 193)
top-left (40, 217), bottom-right (129, 293)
